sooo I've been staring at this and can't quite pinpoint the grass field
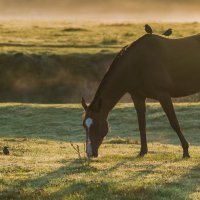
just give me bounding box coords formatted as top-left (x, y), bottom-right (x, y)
top-left (1, 103), bottom-right (200, 199)
top-left (1, 20), bottom-right (200, 199)
top-left (0, 20), bottom-right (200, 54)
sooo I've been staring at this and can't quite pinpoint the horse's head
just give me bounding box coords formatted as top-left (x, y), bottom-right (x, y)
top-left (81, 97), bottom-right (109, 157)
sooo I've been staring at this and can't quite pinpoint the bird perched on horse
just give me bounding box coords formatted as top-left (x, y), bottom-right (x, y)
top-left (163, 28), bottom-right (172, 37)
top-left (144, 24), bottom-right (153, 34)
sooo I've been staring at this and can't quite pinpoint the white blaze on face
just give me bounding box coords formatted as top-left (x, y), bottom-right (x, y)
top-left (85, 118), bottom-right (93, 130)
top-left (85, 117), bottom-right (93, 157)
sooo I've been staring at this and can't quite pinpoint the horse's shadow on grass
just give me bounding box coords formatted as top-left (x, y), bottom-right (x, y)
top-left (1, 156), bottom-right (145, 199)
top-left (1, 156), bottom-right (200, 200)
top-left (49, 159), bottom-right (200, 200)
top-left (1, 159), bottom-right (98, 199)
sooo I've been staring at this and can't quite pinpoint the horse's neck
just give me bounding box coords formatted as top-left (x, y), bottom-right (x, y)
top-left (90, 79), bottom-right (125, 118)
top-left (89, 45), bottom-right (133, 117)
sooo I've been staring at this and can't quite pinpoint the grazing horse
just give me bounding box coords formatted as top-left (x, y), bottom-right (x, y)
top-left (82, 33), bottom-right (200, 158)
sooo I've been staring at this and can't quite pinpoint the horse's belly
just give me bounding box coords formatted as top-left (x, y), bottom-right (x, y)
top-left (167, 63), bottom-right (200, 97)
top-left (170, 84), bottom-right (200, 98)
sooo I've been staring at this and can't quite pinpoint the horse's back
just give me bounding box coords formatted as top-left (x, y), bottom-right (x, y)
top-left (133, 34), bottom-right (200, 97)
top-left (162, 35), bottom-right (200, 97)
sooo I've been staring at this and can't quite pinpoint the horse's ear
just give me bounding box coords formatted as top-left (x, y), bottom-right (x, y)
top-left (81, 97), bottom-right (88, 112)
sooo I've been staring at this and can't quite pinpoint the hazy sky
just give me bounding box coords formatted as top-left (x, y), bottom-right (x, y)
top-left (0, 0), bottom-right (200, 22)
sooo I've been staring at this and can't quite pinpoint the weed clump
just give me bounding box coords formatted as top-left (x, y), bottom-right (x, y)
top-left (70, 142), bottom-right (90, 166)
top-left (62, 28), bottom-right (87, 32)
top-left (106, 137), bottom-right (139, 144)
top-left (101, 37), bottom-right (118, 45)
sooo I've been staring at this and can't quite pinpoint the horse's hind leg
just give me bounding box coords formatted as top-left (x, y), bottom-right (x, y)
top-left (131, 94), bottom-right (147, 156)
top-left (157, 92), bottom-right (190, 158)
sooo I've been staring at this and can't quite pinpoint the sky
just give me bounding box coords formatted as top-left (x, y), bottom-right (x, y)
top-left (0, 0), bottom-right (200, 22)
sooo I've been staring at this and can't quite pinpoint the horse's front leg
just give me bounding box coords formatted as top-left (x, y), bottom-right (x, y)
top-left (131, 94), bottom-right (147, 156)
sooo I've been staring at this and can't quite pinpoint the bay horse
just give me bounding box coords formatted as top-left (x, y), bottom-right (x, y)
top-left (82, 33), bottom-right (200, 158)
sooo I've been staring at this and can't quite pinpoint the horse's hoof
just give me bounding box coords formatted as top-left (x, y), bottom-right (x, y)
top-left (137, 151), bottom-right (147, 157)
top-left (183, 153), bottom-right (190, 159)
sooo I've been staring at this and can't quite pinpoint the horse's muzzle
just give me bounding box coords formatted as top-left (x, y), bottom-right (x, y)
top-left (86, 143), bottom-right (98, 157)
top-left (86, 140), bottom-right (93, 157)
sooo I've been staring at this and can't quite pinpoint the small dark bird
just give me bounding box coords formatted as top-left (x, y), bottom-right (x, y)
top-left (3, 146), bottom-right (9, 155)
top-left (163, 28), bottom-right (172, 37)
top-left (144, 24), bottom-right (153, 34)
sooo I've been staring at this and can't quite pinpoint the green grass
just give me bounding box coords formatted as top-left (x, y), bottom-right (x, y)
top-left (0, 20), bottom-right (200, 54)
top-left (0, 21), bottom-right (200, 199)
top-left (1, 103), bottom-right (200, 199)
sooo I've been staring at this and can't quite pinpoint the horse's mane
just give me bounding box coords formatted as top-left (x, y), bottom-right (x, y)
top-left (103, 34), bottom-right (147, 75)
top-left (89, 46), bottom-right (128, 108)
top-left (89, 36), bottom-right (144, 111)
top-left (108, 45), bottom-right (129, 70)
